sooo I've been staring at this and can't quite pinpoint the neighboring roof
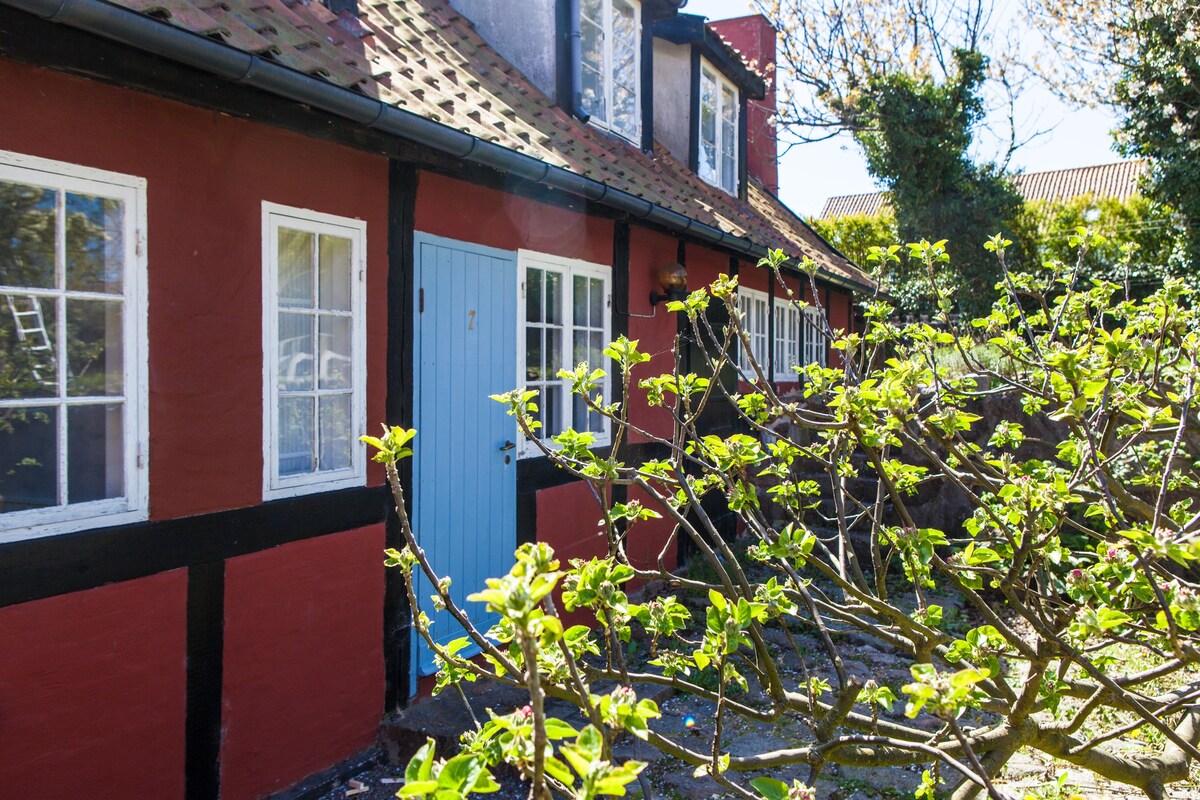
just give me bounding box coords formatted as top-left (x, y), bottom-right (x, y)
top-left (819, 160), bottom-right (1148, 219)
top-left (819, 191), bottom-right (888, 219)
top-left (62, 0), bottom-right (870, 289)
top-left (1016, 160), bottom-right (1147, 204)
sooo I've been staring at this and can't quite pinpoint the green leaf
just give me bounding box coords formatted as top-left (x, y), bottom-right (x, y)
top-left (750, 777), bottom-right (789, 800)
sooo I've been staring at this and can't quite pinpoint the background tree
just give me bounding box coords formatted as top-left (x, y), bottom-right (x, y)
top-left (1025, 0), bottom-right (1200, 270)
top-left (810, 209), bottom-right (898, 269)
top-left (756, 0), bottom-right (1028, 314)
top-left (816, 192), bottom-right (1187, 308)
top-left (854, 49), bottom-right (1026, 315)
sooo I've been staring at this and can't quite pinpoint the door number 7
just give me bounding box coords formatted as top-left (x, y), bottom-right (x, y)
top-left (468, 310), bottom-right (476, 330)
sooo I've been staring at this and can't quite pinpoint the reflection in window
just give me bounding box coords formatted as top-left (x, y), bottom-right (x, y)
top-left (264, 206), bottom-right (365, 498)
top-left (519, 255), bottom-right (611, 458)
top-left (803, 306), bottom-right (828, 368)
top-left (773, 298), bottom-right (800, 381)
top-left (580, 0), bottom-right (641, 142)
top-left (699, 64), bottom-right (740, 195)
top-left (737, 288), bottom-right (769, 377)
top-left (0, 157), bottom-right (143, 535)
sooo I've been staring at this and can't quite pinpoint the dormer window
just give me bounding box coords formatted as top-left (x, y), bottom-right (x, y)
top-left (698, 60), bottom-right (738, 195)
top-left (581, 0), bottom-right (641, 142)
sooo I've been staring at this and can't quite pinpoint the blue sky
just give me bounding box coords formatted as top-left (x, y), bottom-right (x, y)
top-left (682, 0), bottom-right (1122, 217)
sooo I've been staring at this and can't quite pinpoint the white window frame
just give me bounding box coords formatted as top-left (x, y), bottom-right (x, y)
top-left (517, 251), bottom-right (612, 459)
top-left (698, 60), bottom-right (740, 195)
top-left (803, 306), bottom-right (828, 369)
top-left (580, 0), bottom-right (642, 143)
top-left (736, 287), bottom-right (770, 379)
top-left (0, 150), bottom-right (148, 543)
top-left (773, 297), bottom-right (801, 382)
top-left (262, 202), bottom-right (367, 500)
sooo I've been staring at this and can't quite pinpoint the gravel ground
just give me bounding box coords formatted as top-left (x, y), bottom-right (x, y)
top-left (311, 577), bottom-right (1200, 800)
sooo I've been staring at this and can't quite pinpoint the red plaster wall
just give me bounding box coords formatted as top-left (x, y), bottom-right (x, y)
top-left (626, 485), bottom-right (677, 574)
top-left (220, 525), bottom-right (386, 800)
top-left (0, 59), bottom-right (390, 519)
top-left (0, 571), bottom-right (187, 800)
top-left (626, 226), bottom-right (683, 441)
top-left (415, 173), bottom-right (615, 265)
top-left (826, 288), bottom-right (852, 369)
top-left (537, 481), bottom-right (607, 565)
top-left (536, 482), bottom-right (608, 627)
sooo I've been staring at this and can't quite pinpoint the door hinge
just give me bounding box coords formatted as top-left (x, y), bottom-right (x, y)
top-left (136, 443), bottom-right (144, 469)
top-left (419, 287), bottom-right (424, 314)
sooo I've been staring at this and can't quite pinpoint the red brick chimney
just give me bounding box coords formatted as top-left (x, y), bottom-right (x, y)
top-left (708, 15), bottom-right (779, 195)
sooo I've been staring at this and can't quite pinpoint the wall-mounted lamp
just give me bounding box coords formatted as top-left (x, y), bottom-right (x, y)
top-left (649, 262), bottom-right (689, 306)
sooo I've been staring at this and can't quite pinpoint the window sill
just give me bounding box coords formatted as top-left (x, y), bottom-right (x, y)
top-left (0, 504), bottom-right (148, 544)
top-left (263, 471), bottom-right (366, 502)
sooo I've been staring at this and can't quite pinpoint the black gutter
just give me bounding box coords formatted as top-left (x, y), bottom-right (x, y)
top-left (2, 0), bottom-right (874, 295)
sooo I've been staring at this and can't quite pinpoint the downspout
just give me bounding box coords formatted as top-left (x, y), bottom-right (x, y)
top-left (1, 0), bottom-right (873, 296)
top-left (566, 0), bottom-right (589, 122)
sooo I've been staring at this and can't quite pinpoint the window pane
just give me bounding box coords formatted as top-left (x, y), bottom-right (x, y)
top-left (612, 14), bottom-right (638, 138)
top-left (590, 331), bottom-right (604, 368)
top-left (278, 395), bottom-right (314, 476)
top-left (589, 278), bottom-right (604, 327)
top-left (546, 327), bottom-right (562, 376)
top-left (318, 315), bottom-right (352, 390)
top-left (580, 15), bottom-right (606, 122)
top-left (545, 270), bottom-right (562, 325)
top-left (721, 85), bottom-right (738, 193)
top-left (525, 327), bottom-right (543, 382)
top-left (319, 234), bottom-right (352, 311)
top-left (67, 299), bottom-right (123, 397)
top-left (573, 329), bottom-right (588, 367)
top-left (67, 403), bottom-right (123, 503)
top-left (278, 312), bottom-right (314, 391)
top-left (0, 406), bottom-right (57, 513)
top-left (573, 274), bottom-right (588, 327)
top-left (614, 86), bottom-right (638, 134)
top-left (66, 192), bottom-right (124, 294)
top-left (700, 75), bottom-right (718, 183)
top-left (542, 383), bottom-right (563, 438)
top-left (527, 267), bottom-right (543, 324)
top-left (572, 394), bottom-right (592, 433)
top-left (0, 180), bottom-right (56, 289)
top-left (0, 294), bottom-right (57, 399)
top-left (319, 393), bottom-right (352, 471)
top-left (278, 228), bottom-right (314, 308)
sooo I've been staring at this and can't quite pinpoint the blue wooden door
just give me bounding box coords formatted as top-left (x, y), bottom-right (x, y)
top-left (412, 233), bottom-right (517, 682)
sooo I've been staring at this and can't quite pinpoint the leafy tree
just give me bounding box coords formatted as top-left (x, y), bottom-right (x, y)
top-left (756, 1), bottom-right (1028, 314)
top-left (367, 235), bottom-right (1200, 800)
top-left (1019, 194), bottom-right (1187, 293)
top-left (853, 49), bottom-right (1027, 315)
top-left (810, 209), bottom-right (898, 270)
top-left (1026, 0), bottom-right (1200, 269)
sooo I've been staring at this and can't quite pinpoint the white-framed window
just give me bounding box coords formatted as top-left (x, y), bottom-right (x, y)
top-left (0, 150), bottom-right (148, 542)
top-left (518, 251), bottom-right (611, 459)
top-left (803, 306), bottom-right (828, 368)
top-left (699, 61), bottom-right (739, 195)
top-left (262, 202), bottom-right (366, 500)
top-left (581, 0), bottom-right (642, 143)
top-left (736, 287), bottom-right (769, 378)
top-left (773, 298), bottom-right (801, 381)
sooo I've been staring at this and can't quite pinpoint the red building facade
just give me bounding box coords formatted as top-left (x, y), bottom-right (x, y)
top-left (0, 1), bottom-right (872, 797)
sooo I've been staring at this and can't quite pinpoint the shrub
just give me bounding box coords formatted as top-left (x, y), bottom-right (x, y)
top-left (367, 232), bottom-right (1200, 800)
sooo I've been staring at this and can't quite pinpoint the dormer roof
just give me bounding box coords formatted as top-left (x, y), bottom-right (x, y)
top-left (42, 0), bottom-right (873, 290)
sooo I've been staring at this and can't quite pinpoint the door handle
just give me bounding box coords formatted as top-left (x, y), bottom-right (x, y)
top-left (499, 440), bottom-right (516, 452)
